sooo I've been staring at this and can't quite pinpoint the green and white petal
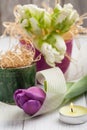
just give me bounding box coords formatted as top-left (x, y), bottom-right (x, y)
top-left (54, 34), bottom-right (66, 53)
top-left (29, 17), bottom-right (42, 35)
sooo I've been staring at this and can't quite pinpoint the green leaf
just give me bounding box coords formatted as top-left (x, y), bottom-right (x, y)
top-left (65, 75), bottom-right (87, 101)
top-left (66, 82), bottom-right (75, 90)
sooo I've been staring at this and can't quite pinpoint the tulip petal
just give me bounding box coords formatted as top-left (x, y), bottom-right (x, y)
top-left (14, 89), bottom-right (29, 108)
top-left (22, 100), bottom-right (41, 115)
top-left (25, 87), bottom-right (46, 104)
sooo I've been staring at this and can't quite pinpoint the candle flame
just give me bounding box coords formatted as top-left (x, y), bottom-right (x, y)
top-left (70, 103), bottom-right (74, 112)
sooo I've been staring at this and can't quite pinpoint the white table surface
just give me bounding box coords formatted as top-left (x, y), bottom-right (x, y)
top-left (0, 35), bottom-right (87, 130)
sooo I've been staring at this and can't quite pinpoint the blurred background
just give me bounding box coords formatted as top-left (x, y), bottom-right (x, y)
top-left (0, 0), bottom-right (87, 35)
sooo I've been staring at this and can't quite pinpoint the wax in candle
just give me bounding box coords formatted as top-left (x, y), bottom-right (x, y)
top-left (59, 104), bottom-right (87, 116)
top-left (59, 103), bottom-right (87, 124)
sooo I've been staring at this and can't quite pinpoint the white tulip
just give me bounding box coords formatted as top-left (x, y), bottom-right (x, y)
top-left (54, 35), bottom-right (66, 53)
top-left (64, 3), bottom-right (73, 10)
top-left (55, 3), bottom-right (79, 24)
top-left (56, 11), bottom-right (69, 23)
top-left (68, 10), bottom-right (79, 21)
top-left (41, 41), bottom-right (66, 67)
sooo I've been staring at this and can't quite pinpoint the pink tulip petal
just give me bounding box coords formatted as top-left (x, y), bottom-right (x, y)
top-left (14, 89), bottom-right (29, 108)
top-left (22, 100), bottom-right (41, 115)
top-left (25, 87), bottom-right (46, 104)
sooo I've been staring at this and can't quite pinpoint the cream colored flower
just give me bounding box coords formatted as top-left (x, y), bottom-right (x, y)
top-left (41, 35), bottom-right (66, 67)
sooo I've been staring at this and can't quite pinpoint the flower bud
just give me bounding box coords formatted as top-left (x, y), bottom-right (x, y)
top-left (14, 86), bottom-right (46, 116)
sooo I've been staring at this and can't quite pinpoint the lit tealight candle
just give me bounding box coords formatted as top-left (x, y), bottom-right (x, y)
top-left (59, 103), bottom-right (87, 124)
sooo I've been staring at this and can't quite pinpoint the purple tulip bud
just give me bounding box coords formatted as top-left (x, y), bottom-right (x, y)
top-left (14, 86), bottom-right (46, 116)
top-left (22, 100), bottom-right (41, 115)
